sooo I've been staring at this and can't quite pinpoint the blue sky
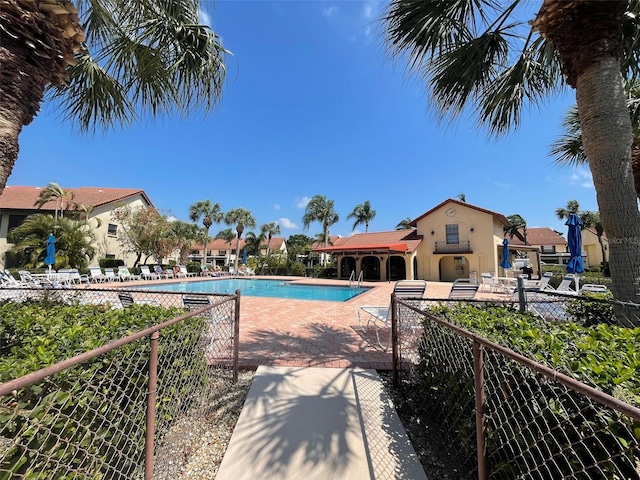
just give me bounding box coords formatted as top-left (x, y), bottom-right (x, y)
top-left (14, 1), bottom-right (596, 240)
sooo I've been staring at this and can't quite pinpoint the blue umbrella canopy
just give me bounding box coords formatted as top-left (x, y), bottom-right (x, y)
top-left (566, 214), bottom-right (584, 274)
top-left (500, 237), bottom-right (512, 269)
top-left (44, 234), bottom-right (56, 266)
top-left (242, 249), bottom-right (247, 265)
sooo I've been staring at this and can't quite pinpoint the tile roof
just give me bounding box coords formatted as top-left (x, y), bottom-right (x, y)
top-left (313, 229), bottom-right (423, 253)
top-left (193, 237), bottom-right (287, 252)
top-left (0, 185), bottom-right (153, 211)
top-left (509, 227), bottom-right (567, 246)
top-left (410, 198), bottom-right (511, 227)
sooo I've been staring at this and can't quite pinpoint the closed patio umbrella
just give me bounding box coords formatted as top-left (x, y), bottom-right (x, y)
top-left (566, 213), bottom-right (584, 291)
top-left (44, 233), bottom-right (56, 273)
top-left (500, 237), bottom-right (512, 272)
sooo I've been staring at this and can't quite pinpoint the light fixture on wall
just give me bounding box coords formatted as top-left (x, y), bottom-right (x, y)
top-left (430, 230), bottom-right (434, 236)
top-left (470, 227), bottom-right (474, 233)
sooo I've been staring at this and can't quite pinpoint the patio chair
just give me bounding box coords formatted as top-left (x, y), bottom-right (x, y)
top-left (154, 265), bottom-right (171, 279)
top-left (118, 291), bottom-right (159, 308)
top-left (89, 266), bottom-right (109, 283)
top-left (523, 272), bottom-right (554, 291)
top-left (480, 273), bottom-right (499, 293)
top-left (358, 280), bottom-right (427, 351)
top-left (448, 278), bottom-right (479, 300)
top-left (118, 266), bottom-right (141, 282)
top-left (18, 270), bottom-right (63, 289)
top-left (1, 270), bottom-right (30, 288)
top-left (140, 265), bottom-right (159, 280)
top-left (555, 274), bottom-right (577, 294)
top-left (104, 268), bottom-right (120, 282)
top-left (181, 265), bottom-right (198, 278)
top-left (68, 268), bottom-right (90, 284)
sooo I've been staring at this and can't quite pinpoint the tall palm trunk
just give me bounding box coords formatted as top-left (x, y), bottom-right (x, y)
top-left (533, 0), bottom-right (640, 305)
top-left (577, 61), bottom-right (640, 302)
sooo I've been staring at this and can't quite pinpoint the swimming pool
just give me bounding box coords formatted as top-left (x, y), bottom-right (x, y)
top-left (138, 278), bottom-right (369, 302)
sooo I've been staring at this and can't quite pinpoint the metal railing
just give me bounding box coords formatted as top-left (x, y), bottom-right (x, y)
top-left (390, 294), bottom-right (640, 479)
top-left (434, 240), bottom-right (471, 253)
top-left (0, 286), bottom-right (240, 479)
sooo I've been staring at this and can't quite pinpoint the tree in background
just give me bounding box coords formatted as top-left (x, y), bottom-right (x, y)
top-left (347, 200), bottom-right (376, 233)
top-left (224, 208), bottom-right (256, 273)
top-left (215, 228), bottom-right (236, 266)
top-left (505, 214), bottom-right (528, 244)
top-left (551, 81), bottom-right (640, 198)
top-left (168, 220), bottom-right (201, 265)
top-left (111, 206), bottom-right (171, 266)
top-left (382, 1), bottom-right (640, 301)
top-left (0, 0), bottom-right (228, 193)
top-left (33, 182), bottom-right (75, 220)
top-left (456, 193), bottom-right (466, 203)
top-left (395, 217), bottom-right (414, 230)
top-left (8, 214), bottom-right (95, 269)
top-left (244, 231), bottom-right (265, 257)
top-left (189, 200), bottom-right (223, 266)
top-left (260, 222), bottom-right (281, 257)
top-left (302, 195), bottom-right (339, 266)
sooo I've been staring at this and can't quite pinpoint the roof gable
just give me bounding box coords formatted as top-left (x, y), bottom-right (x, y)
top-left (0, 186), bottom-right (153, 211)
top-left (313, 229), bottom-right (423, 253)
top-left (409, 198), bottom-right (511, 227)
top-left (509, 227), bottom-right (566, 246)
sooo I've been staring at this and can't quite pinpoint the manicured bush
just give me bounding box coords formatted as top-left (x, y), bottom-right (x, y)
top-left (98, 258), bottom-right (125, 268)
top-left (0, 301), bottom-right (206, 478)
top-left (418, 304), bottom-right (640, 478)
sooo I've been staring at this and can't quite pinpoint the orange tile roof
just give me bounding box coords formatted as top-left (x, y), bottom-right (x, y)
top-left (509, 227), bottom-right (567, 246)
top-left (410, 198), bottom-right (511, 227)
top-left (0, 185), bottom-right (153, 211)
top-left (313, 229), bottom-right (422, 254)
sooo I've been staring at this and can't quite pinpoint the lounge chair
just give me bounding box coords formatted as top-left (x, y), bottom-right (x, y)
top-left (358, 280), bottom-right (427, 351)
top-left (104, 268), bottom-right (120, 282)
top-left (1, 270), bottom-right (30, 287)
top-left (480, 273), bottom-right (499, 293)
top-left (89, 266), bottom-right (109, 283)
top-left (118, 291), bottom-right (159, 307)
top-left (154, 265), bottom-right (172, 279)
top-left (448, 278), bottom-right (479, 300)
top-left (523, 271), bottom-right (554, 291)
top-left (140, 265), bottom-right (159, 280)
top-left (18, 270), bottom-right (62, 288)
top-left (555, 274), bottom-right (577, 294)
top-left (68, 268), bottom-right (90, 284)
top-left (180, 265), bottom-right (198, 278)
top-left (118, 266), bottom-right (141, 281)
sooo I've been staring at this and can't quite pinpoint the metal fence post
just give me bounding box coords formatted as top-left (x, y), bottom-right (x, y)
top-left (145, 331), bottom-right (160, 480)
top-left (391, 293), bottom-right (399, 387)
top-left (473, 340), bottom-right (488, 480)
top-left (233, 290), bottom-right (241, 383)
top-left (517, 276), bottom-right (526, 312)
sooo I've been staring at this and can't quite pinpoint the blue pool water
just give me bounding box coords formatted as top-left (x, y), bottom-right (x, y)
top-left (138, 278), bottom-right (369, 302)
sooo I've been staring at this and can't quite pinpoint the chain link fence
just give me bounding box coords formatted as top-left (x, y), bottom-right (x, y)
top-left (0, 286), bottom-right (240, 479)
top-left (391, 292), bottom-right (640, 479)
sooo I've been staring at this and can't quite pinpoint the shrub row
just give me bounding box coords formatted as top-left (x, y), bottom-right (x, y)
top-left (0, 301), bottom-right (205, 479)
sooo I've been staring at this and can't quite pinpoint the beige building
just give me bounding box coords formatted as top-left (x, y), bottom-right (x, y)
top-left (314, 199), bottom-right (541, 282)
top-left (0, 185), bottom-right (154, 267)
top-left (190, 237), bottom-right (288, 266)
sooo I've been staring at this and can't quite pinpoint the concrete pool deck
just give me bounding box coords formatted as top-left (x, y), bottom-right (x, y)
top-left (92, 275), bottom-right (505, 370)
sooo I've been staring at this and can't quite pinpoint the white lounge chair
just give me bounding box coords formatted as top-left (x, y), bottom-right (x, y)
top-left (89, 266), bottom-right (109, 283)
top-left (523, 271), bottom-right (554, 291)
top-left (118, 266), bottom-right (141, 281)
top-left (556, 274), bottom-right (577, 294)
top-left (178, 265), bottom-right (197, 278)
top-left (358, 280), bottom-right (427, 350)
top-left (140, 265), bottom-right (159, 280)
top-left (118, 291), bottom-right (159, 307)
top-left (104, 268), bottom-right (120, 282)
top-left (480, 273), bottom-right (499, 293)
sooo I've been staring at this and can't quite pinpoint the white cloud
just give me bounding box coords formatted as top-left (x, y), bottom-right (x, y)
top-left (278, 217), bottom-right (297, 229)
top-left (296, 196), bottom-right (311, 208)
top-left (198, 7), bottom-right (211, 27)
top-left (323, 6), bottom-right (338, 17)
top-left (167, 215), bottom-right (178, 222)
top-left (570, 168), bottom-right (594, 189)
top-left (274, 204), bottom-right (281, 211)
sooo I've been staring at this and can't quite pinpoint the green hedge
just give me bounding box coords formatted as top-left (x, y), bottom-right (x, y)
top-left (419, 304), bottom-right (640, 478)
top-left (0, 301), bottom-right (205, 479)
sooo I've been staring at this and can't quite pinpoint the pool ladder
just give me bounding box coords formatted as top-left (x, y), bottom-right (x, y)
top-left (348, 271), bottom-right (363, 289)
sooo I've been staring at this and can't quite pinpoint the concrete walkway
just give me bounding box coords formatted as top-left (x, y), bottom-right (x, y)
top-left (216, 366), bottom-right (428, 480)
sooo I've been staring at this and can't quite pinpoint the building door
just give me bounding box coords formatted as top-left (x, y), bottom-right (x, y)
top-left (387, 256), bottom-right (406, 281)
top-left (361, 256), bottom-right (380, 281)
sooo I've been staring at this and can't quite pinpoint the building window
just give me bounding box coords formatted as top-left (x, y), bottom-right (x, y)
top-left (541, 246), bottom-right (556, 254)
top-left (107, 224), bottom-right (117, 236)
top-left (105, 254), bottom-right (115, 259)
top-left (445, 224), bottom-right (459, 244)
top-left (219, 250), bottom-right (226, 255)
top-left (7, 214), bottom-right (28, 236)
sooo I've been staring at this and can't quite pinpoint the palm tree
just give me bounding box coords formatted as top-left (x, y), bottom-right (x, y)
top-left (33, 182), bottom-right (75, 220)
top-left (382, 1), bottom-right (640, 302)
top-left (260, 222), bottom-right (281, 257)
top-left (8, 214), bottom-right (95, 269)
top-left (555, 200), bottom-right (581, 221)
top-left (456, 193), bottom-right (466, 203)
top-left (0, 0), bottom-right (228, 193)
top-left (244, 231), bottom-right (265, 257)
top-left (551, 81), bottom-right (640, 198)
top-left (505, 214), bottom-right (528, 244)
top-left (215, 228), bottom-right (236, 266)
top-left (395, 217), bottom-right (414, 230)
top-left (189, 200), bottom-right (223, 266)
top-left (347, 200), bottom-right (376, 233)
top-left (224, 208), bottom-right (256, 273)
top-left (302, 195), bottom-right (339, 267)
